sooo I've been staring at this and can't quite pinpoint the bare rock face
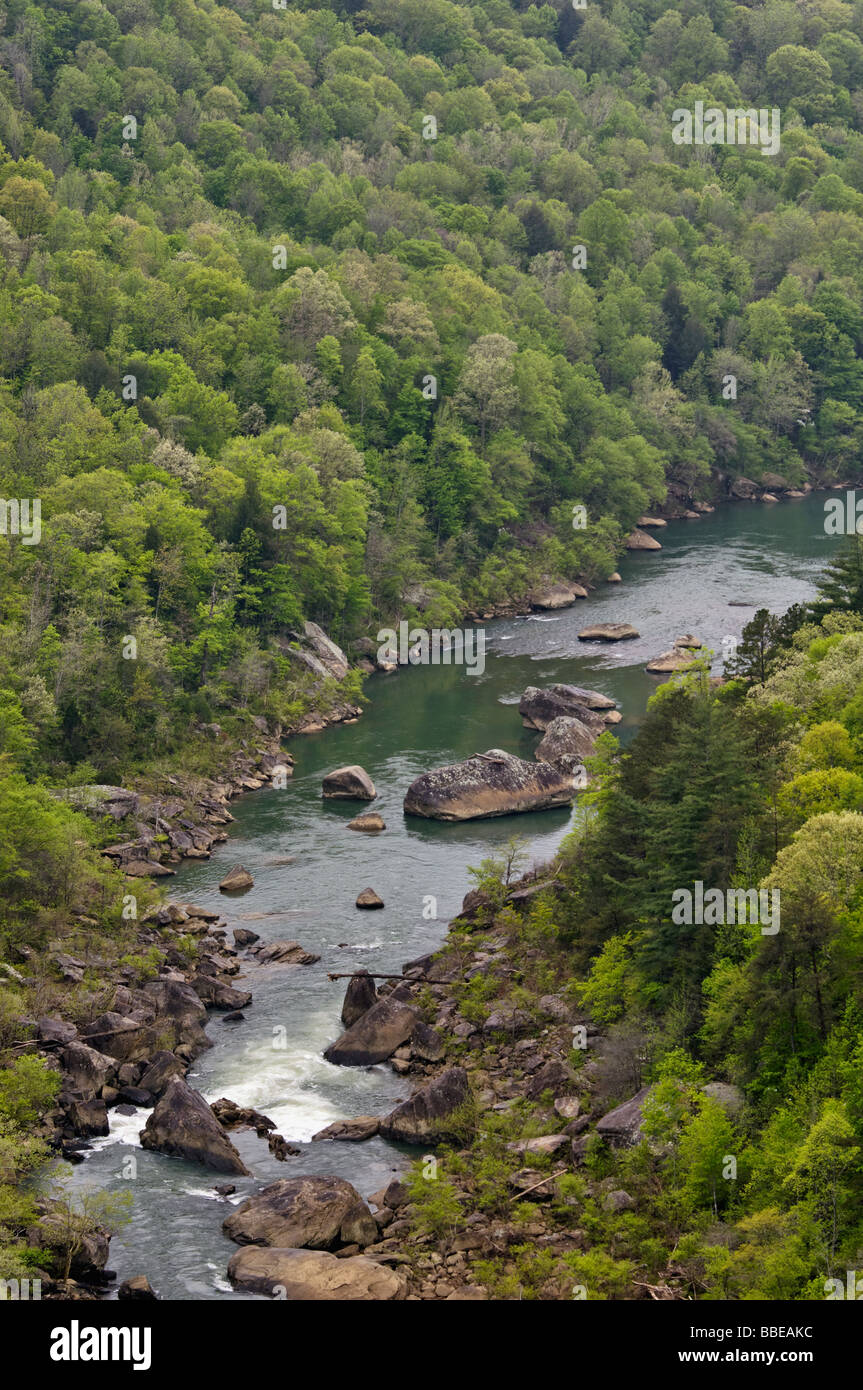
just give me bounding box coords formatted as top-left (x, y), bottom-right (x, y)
top-left (324, 992), bottom-right (418, 1066)
top-left (379, 1066), bottom-right (471, 1145)
top-left (227, 1246), bottom-right (405, 1300)
top-left (341, 970), bottom-right (378, 1028)
top-left (223, 1175), bottom-right (366, 1249)
top-left (219, 864), bottom-right (254, 892)
top-left (519, 684), bottom-right (614, 732)
top-left (322, 765), bottom-right (376, 801)
top-left (60, 1041), bottom-right (115, 1097)
top-left (303, 621), bottom-right (349, 680)
top-left (577, 623), bottom-right (640, 641)
top-left (403, 749), bottom-right (576, 822)
top-left (529, 580), bottom-right (588, 610)
top-left (625, 528), bottom-right (662, 550)
top-left (534, 716), bottom-right (597, 770)
top-left (595, 1086), bottom-right (651, 1148)
top-left (140, 1077), bottom-right (250, 1174)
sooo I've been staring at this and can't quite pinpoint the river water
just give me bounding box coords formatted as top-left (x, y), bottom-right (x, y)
top-left (67, 494), bottom-right (834, 1298)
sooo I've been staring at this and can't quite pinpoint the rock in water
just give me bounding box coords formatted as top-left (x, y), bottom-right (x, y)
top-left (577, 623), bottom-right (640, 641)
top-left (379, 1066), bottom-right (471, 1145)
top-left (356, 887), bottom-right (384, 908)
top-left (529, 580), bottom-right (587, 609)
top-left (139, 1077), bottom-right (250, 1174)
top-left (219, 864), bottom-right (254, 892)
top-left (625, 528), bottom-right (662, 550)
top-left (324, 992), bottom-right (418, 1066)
top-left (118, 1275), bottom-right (157, 1300)
top-left (322, 765), bottom-right (376, 800)
top-left (646, 648), bottom-right (700, 673)
top-left (519, 684), bottom-right (615, 732)
top-left (341, 970), bottom-right (378, 1028)
top-left (227, 1247), bottom-right (404, 1300)
top-left (222, 1175), bottom-right (366, 1249)
top-left (534, 716), bottom-right (596, 770)
top-left (403, 748), bottom-right (575, 821)
top-left (347, 812), bottom-right (386, 832)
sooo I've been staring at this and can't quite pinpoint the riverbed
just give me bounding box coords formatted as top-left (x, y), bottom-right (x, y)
top-left (67, 493), bottom-right (834, 1298)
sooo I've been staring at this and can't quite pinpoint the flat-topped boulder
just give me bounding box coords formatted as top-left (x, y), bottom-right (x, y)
top-left (324, 991), bottom-right (418, 1067)
top-left (227, 1246), bottom-right (404, 1300)
top-left (529, 580), bottom-right (588, 610)
top-left (347, 812), bottom-right (386, 832)
top-left (519, 684), bottom-right (615, 732)
top-left (577, 623), bottom-right (640, 642)
top-left (646, 634), bottom-right (704, 673)
top-left (247, 939), bottom-right (320, 965)
top-left (625, 528), bottom-right (662, 550)
top-left (322, 765), bottom-right (376, 801)
top-left (636, 515), bottom-right (667, 528)
top-left (403, 748), bottom-right (576, 821)
top-left (140, 1077), bottom-right (250, 1174)
top-left (312, 1116), bottom-right (380, 1142)
top-left (223, 1175), bottom-right (366, 1249)
top-left (534, 716), bottom-right (596, 770)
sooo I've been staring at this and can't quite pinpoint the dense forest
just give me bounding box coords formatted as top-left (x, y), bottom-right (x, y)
top-left (1, 0), bottom-right (863, 1303)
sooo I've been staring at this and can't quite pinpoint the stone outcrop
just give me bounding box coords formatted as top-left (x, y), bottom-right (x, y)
top-left (403, 749), bottom-right (576, 822)
top-left (625, 528), bottom-right (662, 550)
top-left (140, 1077), bottom-right (250, 1174)
top-left (341, 970), bottom-right (378, 1028)
top-left (595, 1086), bottom-right (651, 1148)
top-left (519, 684), bottom-right (615, 732)
top-left (379, 1066), bottom-right (471, 1145)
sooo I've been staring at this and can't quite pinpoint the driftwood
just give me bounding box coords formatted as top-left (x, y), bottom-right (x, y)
top-left (508, 1169), bottom-right (568, 1202)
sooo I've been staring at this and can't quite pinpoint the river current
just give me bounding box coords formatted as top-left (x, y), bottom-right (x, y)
top-left (65, 493), bottom-right (834, 1298)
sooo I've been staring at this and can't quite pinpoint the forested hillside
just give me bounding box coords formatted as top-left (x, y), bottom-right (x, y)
top-left (2, 0), bottom-right (863, 781)
top-left (2, 0), bottom-right (863, 1306)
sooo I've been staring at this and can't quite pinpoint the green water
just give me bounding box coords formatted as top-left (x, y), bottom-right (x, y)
top-left (67, 493), bottom-right (836, 1298)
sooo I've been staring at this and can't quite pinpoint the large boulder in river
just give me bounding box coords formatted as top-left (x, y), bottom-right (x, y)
top-left (223, 1175), bottom-right (365, 1249)
top-left (341, 970), bottom-right (378, 1028)
top-left (534, 716), bottom-right (596, 770)
top-left (577, 622), bottom-right (640, 641)
top-left (403, 748), bottom-right (575, 822)
top-left (380, 1066), bottom-right (471, 1145)
top-left (529, 580), bottom-right (587, 610)
top-left (140, 1077), bottom-right (250, 1174)
top-left (322, 765), bottom-right (376, 800)
top-left (356, 887), bottom-right (384, 908)
top-left (519, 684), bottom-right (615, 732)
top-left (324, 992), bottom-right (417, 1066)
top-left (247, 940), bottom-right (320, 965)
top-left (227, 1246), bottom-right (405, 1300)
top-left (625, 528), bottom-right (662, 550)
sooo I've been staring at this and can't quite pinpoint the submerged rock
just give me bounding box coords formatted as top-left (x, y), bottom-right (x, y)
top-left (347, 812), bottom-right (386, 832)
top-left (403, 748), bottom-right (576, 821)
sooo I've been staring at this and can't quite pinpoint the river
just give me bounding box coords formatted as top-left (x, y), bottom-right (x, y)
top-left (66, 492), bottom-right (835, 1298)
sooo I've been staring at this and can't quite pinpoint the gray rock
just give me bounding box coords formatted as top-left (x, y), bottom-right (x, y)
top-left (322, 765), bottom-right (376, 800)
top-left (227, 1246), bottom-right (404, 1300)
top-left (325, 993), bottom-right (418, 1067)
top-left (140, 1077), bottom-right (250, 1174)
top-left (404, 749), bottom-right (575, 822)
top-left (595, 1086), bottom-right (651, 1147)
top-left (379, 1066), bottom-right (471, 1145)
top-left (223, 1175), bottom-right (366, 1249)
